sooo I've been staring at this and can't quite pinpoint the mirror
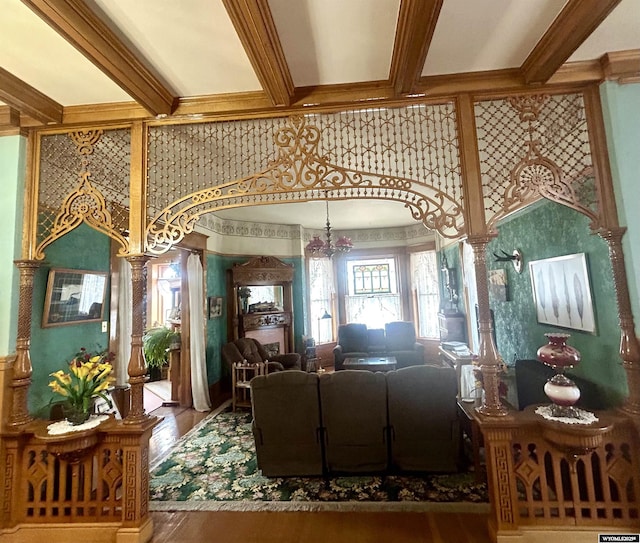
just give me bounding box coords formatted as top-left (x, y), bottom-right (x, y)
top-left (244, 285), bottom-right (284, 313)
top-left (42, 268), bottom-right (107, 327)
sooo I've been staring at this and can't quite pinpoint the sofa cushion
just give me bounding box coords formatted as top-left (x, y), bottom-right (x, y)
top-left (367, 328), bottom-right (386, 353)
top-left (337, 323), bottom-right (368, 353)
top-left (385, 321), bottom-right (417, 351)
top-left (235, 337), bottom-right (263, 364)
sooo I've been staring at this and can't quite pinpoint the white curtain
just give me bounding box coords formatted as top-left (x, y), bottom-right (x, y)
top-left (116, 259), bottom-right (132, 386)
top-left (187, 253), bottom-right (211, 412)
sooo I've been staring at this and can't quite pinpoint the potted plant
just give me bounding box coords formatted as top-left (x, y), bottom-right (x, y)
top-left (143, 327), bottom-right (181, 381)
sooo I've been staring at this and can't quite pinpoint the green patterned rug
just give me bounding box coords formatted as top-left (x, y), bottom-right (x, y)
top-left (149, 402), bottom-right (489, 512)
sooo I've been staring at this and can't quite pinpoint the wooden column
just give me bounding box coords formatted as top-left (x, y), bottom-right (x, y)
top-left (9, 260), bottom-right (40, 427)
top-left (124, 254), bottom-right (150, 424)
top-left (467, 235), bottom-right (508, 417)
top-left (599, 227), bottom-right (640, 416)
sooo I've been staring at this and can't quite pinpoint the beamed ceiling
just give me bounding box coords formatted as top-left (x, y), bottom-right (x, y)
top-left (1, 0), bottom-right (639, 229)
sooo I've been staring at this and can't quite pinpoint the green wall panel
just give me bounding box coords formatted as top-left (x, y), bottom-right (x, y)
top-left (0, 135), bottom-right (26, 355)
top-left (487, 200), bottom-right (626, 406)
top-left (29, 224), bottom-right (111, 415)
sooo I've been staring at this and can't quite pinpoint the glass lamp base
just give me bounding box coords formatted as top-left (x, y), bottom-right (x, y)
top-left (544, 373), bottom-right (581, 418)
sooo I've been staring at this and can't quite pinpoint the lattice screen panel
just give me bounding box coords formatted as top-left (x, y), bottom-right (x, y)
top-left (37, 129), bottom-right (131, 249)
top-left (475, 93), bottom-right (598, 229)
top-left (146, 102), bottom-right (463, 220)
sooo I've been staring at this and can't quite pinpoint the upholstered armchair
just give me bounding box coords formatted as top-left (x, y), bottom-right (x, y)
top-left (221, 337), bottom-right (301, 375)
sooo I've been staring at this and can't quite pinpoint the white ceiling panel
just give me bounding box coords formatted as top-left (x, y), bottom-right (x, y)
top-left (422, 0), bottom-right (567, 76)
top-left (269, 0), bottom-right (399, 86)
top-left (215, 198), bottom-right (417, 230)
top-left (570, 0), bottom-right (640, 61)
top-left (1, 0), bottom-right (131, 105)
top-left (90, 0), bottom-right (261, 96)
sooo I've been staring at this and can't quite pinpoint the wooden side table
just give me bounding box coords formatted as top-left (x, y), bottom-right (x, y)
top-left (232, 361), bottom-right (265, 411)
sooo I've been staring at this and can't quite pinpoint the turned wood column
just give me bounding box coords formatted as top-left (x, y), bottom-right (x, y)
top-left (467, 234), bottom-right (508, 417)
top-left (599, 227), bottom-right (640, 416)
top-left (124, 254), bottom-right (150, 424)
top-left (10, 260), bottom-right (40, 426)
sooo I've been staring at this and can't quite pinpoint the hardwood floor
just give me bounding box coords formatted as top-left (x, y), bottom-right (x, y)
top-left (147, 403), bottom-right (493, 543)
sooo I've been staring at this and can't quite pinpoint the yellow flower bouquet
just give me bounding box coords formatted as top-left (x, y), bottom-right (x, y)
top-left (49, 347), bottom-right (116, 425)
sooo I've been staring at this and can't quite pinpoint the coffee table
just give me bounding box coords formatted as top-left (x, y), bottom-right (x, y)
top-left (343, 356), bottom-right (397, 372)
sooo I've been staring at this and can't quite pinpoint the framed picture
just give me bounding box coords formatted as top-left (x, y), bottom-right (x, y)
top-left (488, 269), bottom-right (508, 302)
top-left (208, 296), bottom-right (223, 319)
top-left (42, 268), bottom-right (107, 327)
top-left (529, 253), bottom-right (596, 333)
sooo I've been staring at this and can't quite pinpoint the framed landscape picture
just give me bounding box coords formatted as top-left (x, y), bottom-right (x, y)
top-left (529, 253), bottom-right (596, 333)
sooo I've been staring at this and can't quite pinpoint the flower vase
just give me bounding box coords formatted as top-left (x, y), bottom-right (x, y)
top-left (63, 397), bottom-right (93, 426)
top-left (537, 333), bottom-right (581, 418)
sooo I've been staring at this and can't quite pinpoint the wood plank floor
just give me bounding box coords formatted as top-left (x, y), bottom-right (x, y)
top-left (147, 403), bottom-right (494, 543)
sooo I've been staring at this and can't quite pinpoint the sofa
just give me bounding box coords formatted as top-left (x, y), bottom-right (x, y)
top-left (250, 365), bottom-right (460, 476)
top-left (332, 321), bottom-right (425, 370)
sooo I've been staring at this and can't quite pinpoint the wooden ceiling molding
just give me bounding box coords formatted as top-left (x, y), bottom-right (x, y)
top-left (22, 0), bottom-right (175, 116)
top-left (222, 0), bottom-right (294, 108)
top-left (0, 106), bottom-right (22, 128)
top-left (600, 49), bottom-right (640, 83)
top-left (389, 0), bottom-right (443, 95)
top-left (0, 66), bottom-right (63, 125)
top-left (521, 0), bottom-right (623, 85)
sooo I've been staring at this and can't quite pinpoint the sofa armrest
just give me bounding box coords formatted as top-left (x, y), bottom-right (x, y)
top-left (413, 342), bottom-right (425, 354)
top-left (270, 353), bottom-right (301, 370)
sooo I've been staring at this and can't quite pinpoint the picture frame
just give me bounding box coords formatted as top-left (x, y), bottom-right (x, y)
top-left (208, 296), bottom-right (223, 319)
top-left (42, 268), bottom-right (107, 327)
top-left (529, 253), bottom-right (596, 333)
top-left (488, 269), bottom-right (508, 302)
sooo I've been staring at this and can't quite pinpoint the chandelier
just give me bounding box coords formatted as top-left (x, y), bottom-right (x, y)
top-left (305, 200), bottom-right (353, 258)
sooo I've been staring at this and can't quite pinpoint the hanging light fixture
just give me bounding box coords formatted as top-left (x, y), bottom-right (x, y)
top-left (305, 200), bottom-right (353, 258)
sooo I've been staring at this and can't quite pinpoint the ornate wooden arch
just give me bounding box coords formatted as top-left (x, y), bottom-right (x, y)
top-left (146, 115), bottom-right (465, 254)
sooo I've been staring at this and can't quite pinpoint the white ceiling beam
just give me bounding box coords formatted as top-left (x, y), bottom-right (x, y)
top-left (22, 0), bottom-right (175, 116)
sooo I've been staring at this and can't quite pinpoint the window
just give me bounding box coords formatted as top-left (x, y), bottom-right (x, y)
top-left (308, 258), bottom-right (335, 343)
top-left (345, 257), bottom-right (401, 328)
top-left (410, 250), bottom-right (440, 338)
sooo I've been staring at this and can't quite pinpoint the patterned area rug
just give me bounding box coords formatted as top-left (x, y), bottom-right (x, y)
top-left (149, 402), bottom-right (489, 512)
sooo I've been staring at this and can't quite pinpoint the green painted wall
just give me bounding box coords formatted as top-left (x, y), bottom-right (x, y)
top-left (0, 135), bottom-right (26, 356)
top-left (600, 81), bottom-right (640, 335)
top-left (487, 200), bottom-right (626, 406)
top-left (28, 224), bottom-right (111, 415)
top-left (205, 254), bottom-right (306, 386)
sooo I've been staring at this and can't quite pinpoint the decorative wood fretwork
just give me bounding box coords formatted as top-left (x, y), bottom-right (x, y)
top-left (35, 129), bottom-right (131, 258)
top-left (479, 407), bottom-right (640, 537)
top-left (475, 92), bottom-right (600, 231)
top-left (146, 108), bottom-right (465, 253)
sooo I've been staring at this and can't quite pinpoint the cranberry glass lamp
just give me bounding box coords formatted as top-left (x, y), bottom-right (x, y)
top-left (537, 333), bottom-right (582, 418)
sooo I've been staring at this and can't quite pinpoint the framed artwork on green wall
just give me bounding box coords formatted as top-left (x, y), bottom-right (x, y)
top-left (42, 268), bottom-right (107, 327)
top-left (529, 253), bottom-right (596, 333)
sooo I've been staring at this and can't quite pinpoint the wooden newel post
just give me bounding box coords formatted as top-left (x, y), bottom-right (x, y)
top-left (10, 260), bottom-right (40, 426)
top-left (467, 234), bottom-right (508, 417)
top-left (599, 227), bottom-right (640, 417)
top-left (125, 255), bottom-right (150, 424)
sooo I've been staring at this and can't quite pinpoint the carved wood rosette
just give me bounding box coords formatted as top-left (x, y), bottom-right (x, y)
top-left (146, 115), bottom-right (465, 254)
top-left (599, 227), bottom-right (640, 417)
top-left (466, 234), bottom-right (508, 417)
top-left (9, 260), bottom-right (40, 427)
